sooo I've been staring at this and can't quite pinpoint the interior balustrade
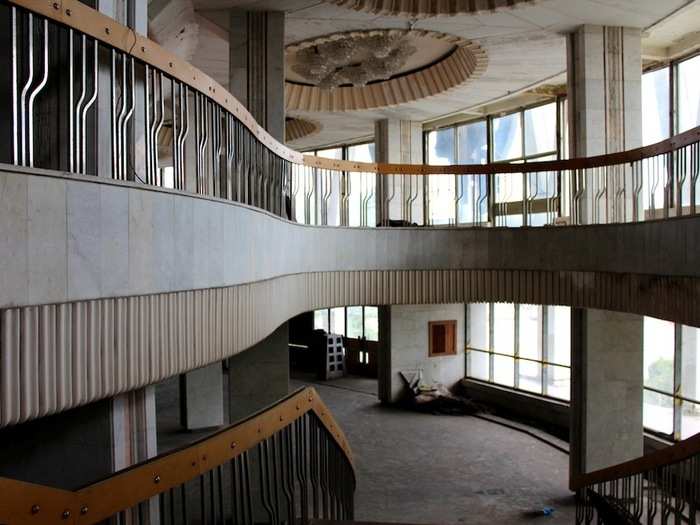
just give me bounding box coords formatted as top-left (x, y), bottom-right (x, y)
top-left (1, 0), bottom-right (699, 231)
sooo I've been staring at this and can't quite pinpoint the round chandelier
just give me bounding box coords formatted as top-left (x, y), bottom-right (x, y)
top-left (291, 32), bottom-right (417, 89)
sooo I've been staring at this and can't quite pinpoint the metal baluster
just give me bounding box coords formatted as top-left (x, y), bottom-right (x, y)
top-left (155, 72), bottom-right (165, 185)
top-left (74, 35), bottom-right (87, 174)
top-left (80, 39), bottom-right (98, 175)
top-left (259, 441), bottom-right (275, 524)
top-left (691, 142), bottom-right (699, 215)
top-left (12, 6), bottom-right (19, 164)
top-left (144, 65), bottom-right (152, 183)
top-left (123, 57), bottom-right (135, 180)
top-left (19, 13), bottom-right (33, 167)
top-left (27, 17), bottom-right (48, 168)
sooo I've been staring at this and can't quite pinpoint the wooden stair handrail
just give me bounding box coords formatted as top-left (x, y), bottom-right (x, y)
top-left (7, 0), bottom-right (700, 177)
top-left (570, 432), bottom-right (700, 490)
top-left (0, 387), bottom-right (353, 525)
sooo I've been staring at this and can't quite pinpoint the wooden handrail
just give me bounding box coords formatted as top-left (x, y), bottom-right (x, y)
top-left (303, 125), bottom-right (700, 174)
top-left (8, 0), bottom-right (700, 177)
top-left (570, 432), bottom-right (700, 490)
top-left (0, 387), bottom-right (353, 525)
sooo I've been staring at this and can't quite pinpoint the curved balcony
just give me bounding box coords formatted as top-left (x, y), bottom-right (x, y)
top-left (0, 0), bottom-right (699, 429)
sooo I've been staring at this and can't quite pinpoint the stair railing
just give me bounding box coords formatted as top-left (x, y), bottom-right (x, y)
top-left (0, 387), bottom-right (355, 525)
top-left (572, 433), bottom-right (700, 524)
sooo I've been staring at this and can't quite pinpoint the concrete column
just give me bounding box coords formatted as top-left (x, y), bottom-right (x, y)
top-left (0, 386), bottom-right (156, 490)
top-left (570, 308), bottom-right (643, 478)
top-left (567, 25), bottom-right (642, 223)
top-left (374, 119), bottom-right (424, 225)
top-left (179, 363), bottom-right (225, 430)
top-left (377, 306), bottom-right (392, 403)
top-left (229, 11), bottom-right (285, 142)
top-left (228, 323), bottom-right (290, 423)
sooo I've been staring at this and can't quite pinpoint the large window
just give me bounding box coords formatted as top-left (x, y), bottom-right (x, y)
top-left (466, 303), bottom-right (571, 400)
top-left (643, 316), bottom-right (700, 440)
top-left (641, 53), bottom-right (700, 212)
top-left (425, 98), bottom-right (565, 227)
top-left (313, 306), bottom-right (379, 342)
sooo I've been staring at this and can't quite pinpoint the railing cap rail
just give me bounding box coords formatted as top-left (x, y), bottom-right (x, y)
top-left (570, 432), bottom-right (700, 490)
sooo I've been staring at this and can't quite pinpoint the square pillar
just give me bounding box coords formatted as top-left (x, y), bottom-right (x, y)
top-left (567, 25), bottom-right (642, 223)
top-left (179, 363), bottom-right (225, 430)
top-left (374, 119), bottom-right (424, 225)
top-left (229, 11), bottom-right (285, 142)
top-left (570, 308), bottom-right (643, 480)
top-left (228, 323), bottom-right (290, 423)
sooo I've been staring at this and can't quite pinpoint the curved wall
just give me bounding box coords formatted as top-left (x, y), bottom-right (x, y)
top-left (1, 164), bottom-right (700, 427)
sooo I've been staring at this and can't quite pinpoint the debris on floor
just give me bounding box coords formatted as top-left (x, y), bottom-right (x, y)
top-left (399, 370), bottom-right (484, 415)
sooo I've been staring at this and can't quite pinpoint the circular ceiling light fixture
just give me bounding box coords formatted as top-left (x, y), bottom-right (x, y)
top-left (327, 0), bottom-right (537, 18)
top-left (285, 29), bottom-right (488, 112)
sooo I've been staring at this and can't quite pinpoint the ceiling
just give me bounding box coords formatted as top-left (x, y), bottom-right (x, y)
top-left (150, 0), bottom-right (700, 149)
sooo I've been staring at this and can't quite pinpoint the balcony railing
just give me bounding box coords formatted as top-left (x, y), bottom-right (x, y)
top-left (573, 432), bottom-right (700, 524)
top-left (2, 0), bottom-right (699, 230)
top-left (0, 387), bottom-right (355, 525)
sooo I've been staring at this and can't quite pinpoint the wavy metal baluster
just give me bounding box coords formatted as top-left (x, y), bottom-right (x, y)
top-left (19, 11), bottom-right (35, 167)
top-left (27, 17), bottom-right (48, 168)
top-left (677, 146), bottom-right (688, 216)
top-left (11, 6), bottom-right (19, 164)
top-left (385, 174), bottom-right (396, 226)
top-left (691, 142), bottom-right (699, 216)
top-left (122, 57), bottom-right (135, 181)
top-left (80, 39), bottom-right (98, 175)
top-left (73, 35), bottom-right (87, 174)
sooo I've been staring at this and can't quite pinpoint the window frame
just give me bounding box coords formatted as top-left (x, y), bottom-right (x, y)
top-left (643, 317), bottom-right (700, 442)
top-left (465, 302), bottom-right (571, 402)
top-left (423, 97), bottom-right (567, 227)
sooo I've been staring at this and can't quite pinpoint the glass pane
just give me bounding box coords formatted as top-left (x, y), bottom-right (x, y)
top-left (468, 303), bottom-right (489, 350)
top-left (678, 55), bottom-right (700, 133)
top-left (644, 316), bottom-right (675, 394)
top-left (644, 389), bottom-right (674, 435)
top-left (493, 303), bottom-right (515, 355)
top-left (642, 67), bottom-right (670, 146)
top-left (519, 304), bottom-right (542, 360)
top-left (347, 144), bottom-right (375, 227)
top-left (681, 400), bottom-right (700, 439)
top-left (427, 128), bottom-right (456, 225)
top-left (468, 350), bottom-right (490, 381)
top-left (364, 306), bottom-right (378, 342)
top-left (524, 103), bottom-right (557, 156)
top-left (546, 364), bottom-right (570, 400)
top-left (492, 112), bottom-right (522, 161)
top-left (547, 306), bottom-right (571, 366)
top-left (329, 307), bottom-right (345, 336)
top-left (493, 355), bottom-right (514, 387)
top-left (427, 128), bottom-right (455, 165)
top-left (681, 325), bottom-right (700, 400)
top-left (518, 359), bottom-right (542, 394)
top-left (456, 122), bottom-right (488, 223)
top-left (316, 147), bottom-right (342, 160)
top-left (457, 121), bottom-right (487, 164)
top-left (346, 306), bottom-right (363, 339)
top-left (314, 309), bottom-right (329, 332)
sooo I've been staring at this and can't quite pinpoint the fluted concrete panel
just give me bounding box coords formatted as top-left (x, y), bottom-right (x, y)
top-left (1, 268), bottom-right (700, 428)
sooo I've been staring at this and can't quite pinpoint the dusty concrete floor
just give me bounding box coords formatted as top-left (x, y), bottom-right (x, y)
top-left (155, 374), bottom-right (576, 524)
top-left (293, 377), bottom-right (576, 525)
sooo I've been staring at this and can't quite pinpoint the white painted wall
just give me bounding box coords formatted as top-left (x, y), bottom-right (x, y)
top-left (389, 304), bottom-right (465, 403)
